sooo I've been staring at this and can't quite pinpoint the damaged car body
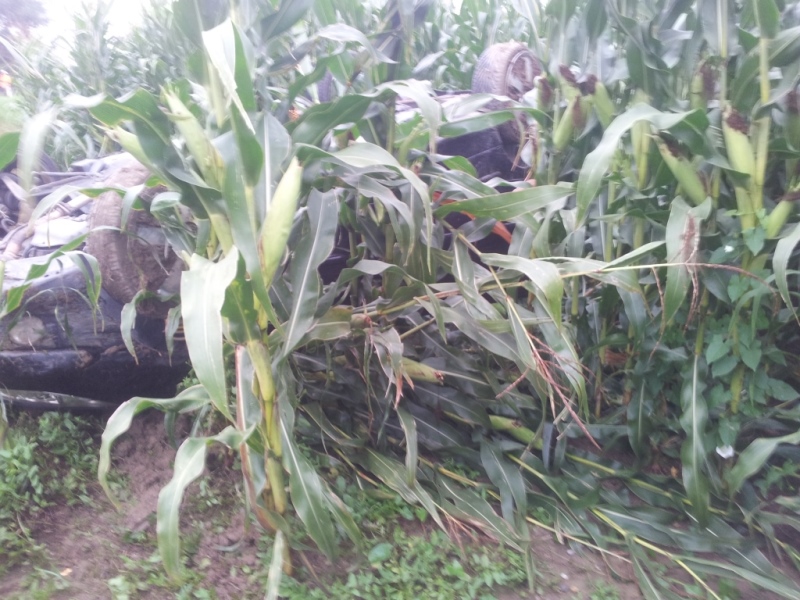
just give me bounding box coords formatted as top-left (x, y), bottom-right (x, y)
top-left (0, 42), bottom-right (540, 405)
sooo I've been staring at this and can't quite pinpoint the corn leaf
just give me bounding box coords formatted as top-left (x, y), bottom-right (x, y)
top-left (181, 250), bottom-right (240, 420)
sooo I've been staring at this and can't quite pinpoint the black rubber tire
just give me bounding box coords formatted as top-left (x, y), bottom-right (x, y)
top-left (85, 158), bottom-right (177, 316)
top-left (471, 42), bottom-right (541, 144)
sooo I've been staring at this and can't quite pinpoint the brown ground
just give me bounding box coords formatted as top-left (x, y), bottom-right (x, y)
top-left (0, 410), bottom-right (796, 599)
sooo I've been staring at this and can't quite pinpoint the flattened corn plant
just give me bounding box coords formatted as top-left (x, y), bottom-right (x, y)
top-left (10, 0), bottom-right (800, 596)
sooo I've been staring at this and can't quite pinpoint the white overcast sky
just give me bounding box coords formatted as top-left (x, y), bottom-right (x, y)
top-left (40, 0), bottom-right (149, 38)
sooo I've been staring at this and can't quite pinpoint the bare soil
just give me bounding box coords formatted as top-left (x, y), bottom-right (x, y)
top-left (0, 410), bottom-right (795, 599)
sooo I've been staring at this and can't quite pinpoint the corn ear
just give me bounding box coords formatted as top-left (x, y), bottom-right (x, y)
top-left (401, 357), bottom-right (444, 385)
top-left (722, 106), bottom-right (756, 179)
top-left (689, 70), bottom-right (705, 111)
top-left (488, 415), bottom-right (543, 450)
top-left (655, 137), bottom-right (707, 206)
top-left (108, 127), bottom-right (156, 173)
top-left (592, 81), bottom-right (615, 128)
top-left (165, 91), bottom-right (225, 190)
top-left (557, 65), bottom-right (580, 102)
top-left (259, 157), bottom-right (303, 287)
top-left (576, 94), bottom-right (593, 132)
top-left (766, 200), bottom-right (794, 238)
top-left (553, 95), bottom-right (577, 151)
top-left (536, 76), bottom-right (554, 111)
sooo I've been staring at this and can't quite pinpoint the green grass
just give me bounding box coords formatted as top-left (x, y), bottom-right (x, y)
top-left (0, 96), bottom-right (26, 135)
top-left (0, 411), bottom-right (103, 575)
top-left (278, 527), bottom-right (528, 600)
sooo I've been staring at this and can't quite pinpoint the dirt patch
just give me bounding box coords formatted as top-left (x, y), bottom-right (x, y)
top-left (0, 410), bottom-right (794, 599)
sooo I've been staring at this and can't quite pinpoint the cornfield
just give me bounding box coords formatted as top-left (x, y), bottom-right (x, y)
top-left (3, 0), bottom-right (800, 597)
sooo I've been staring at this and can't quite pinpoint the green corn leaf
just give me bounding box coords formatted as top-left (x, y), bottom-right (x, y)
top-left (481, 253), bottom-right (564, 329)
top-left (680, 355), bottom-right (711, 526)
top-left (436, 476), bottom-right (523, 551)
top-left (281, 190), bottom-right (338, 357)
top-left (264, 531), bottom-right (285, 600)
top-left (453, 240), bottom-right (500, 319)
top-left (278, 405), bottom-right (338, 557)
top-left (576, 104), bottom-right (707, 225)
top-left (416, 301), bottom-right (519, 362)
top-left (261, 0), bottom-right (314, 40)
top-left (751, 0), bottom-right (780, 40)
top-left (120, 294), bottom-right (139, 363)
top-left (0, 131), bottom-right (19, 170)
top-left (202, 20), bottom-right (253, 132)
top-left (678, 555), bottom-right (800, 599)
top-left (627, 373), bottom-right (653, 460)
top-left (365, 450), bottom-right (444, 530)
top-left (317, 24), bottom-right (394, 64)
top-left (157, 427), bottom-right (246, 579)
top-left (480, 441), bottom-right (528, 529)
top-left (165, 91), bottom-right (225, 190)
top-left (98, 387), bottom-right (212, 506)
top-left (773, 221), bottom-right (800, 322)
top-left (434, 185), bottom-right (573, 220)
top-left (17, 108), bottom-right (55, 221)
top-left (726, 430), bottom-right (800, 496)
top-left (298, 306), bottom-right (354, 345)
top-left (664, 198), bottom-right (711, 324)
top-left (397, 406), bottom-right (418, 486)
top-left (291, 95), bottom-right (375, 146)
top-left (629, 543), bottom-right (679, 600)
top-left (181, 249), bottom-right (240, 420)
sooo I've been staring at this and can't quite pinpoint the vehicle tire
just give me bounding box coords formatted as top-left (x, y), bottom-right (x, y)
top-left (86, 158), bottom-right (178, 316)
top-left (471, 42), bottom-right (541, 145)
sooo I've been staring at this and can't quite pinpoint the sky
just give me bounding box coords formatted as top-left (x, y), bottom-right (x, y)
top-left (40, 0), bottom-right (149, 38)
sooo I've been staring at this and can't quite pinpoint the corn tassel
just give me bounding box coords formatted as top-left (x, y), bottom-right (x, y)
top-left (655, 137), bottom-right (707, 206)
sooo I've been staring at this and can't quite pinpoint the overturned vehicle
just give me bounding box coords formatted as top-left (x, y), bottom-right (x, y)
top-left (0, 42), bottom-right (541, 406)
top-left (0, 154), bottom-right (189, 404)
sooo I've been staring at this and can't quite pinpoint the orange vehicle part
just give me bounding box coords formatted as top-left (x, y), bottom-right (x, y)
top-left (434, 192), bottom-right (512, 243)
